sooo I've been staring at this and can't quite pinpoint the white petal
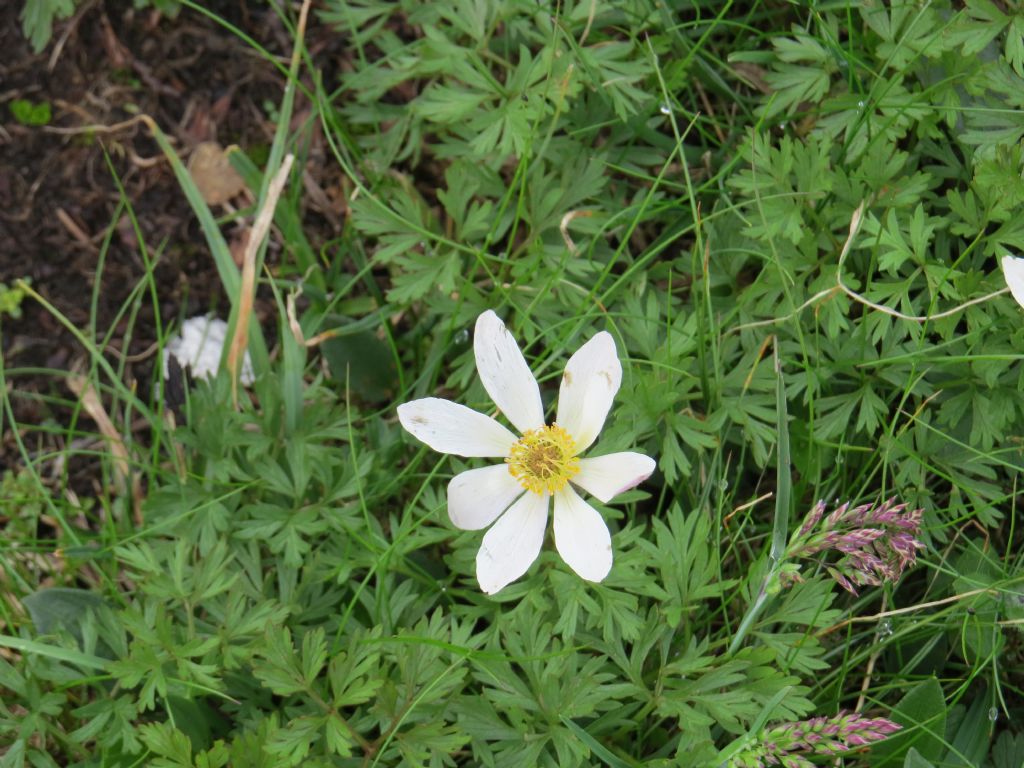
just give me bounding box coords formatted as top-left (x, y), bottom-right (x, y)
top-left (398, 398), bottom-right (517, 457)
top-left (163, 315), bottom-right (255, 385)
top-left (553, 485), bottom-right (612, 583)
top-left (474, 310), bottom-right (545, 434)
top-left (448, 464), bottom-right (524, 530)
top-left (475, 491), bottom-right (548, 594)
top-left (572, 452), bottom-right (656, 503)
top-left (1002, 255), bottom-right (1024, 309)
top-left (555, 331), bottom-right (622, 453)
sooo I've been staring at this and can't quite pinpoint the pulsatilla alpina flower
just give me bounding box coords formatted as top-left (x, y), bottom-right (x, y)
top-left (398, 310), bottom-right (656, 594)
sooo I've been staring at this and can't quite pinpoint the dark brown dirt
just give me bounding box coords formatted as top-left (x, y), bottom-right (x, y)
top-left (0, 2), bottom-right (332, 474)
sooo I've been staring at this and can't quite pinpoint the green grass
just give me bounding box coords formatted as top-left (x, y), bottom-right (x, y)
top-left (5, 0), bottom-right (1024, 765)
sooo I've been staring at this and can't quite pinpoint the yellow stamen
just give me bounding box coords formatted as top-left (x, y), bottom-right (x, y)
top-left (506, 424), bottom-right (579, 495)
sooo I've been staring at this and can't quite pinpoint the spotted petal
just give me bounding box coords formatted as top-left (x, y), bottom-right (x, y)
top-left (553, 485), bottom-right (612, 583)
top-left (474, 310), bottom-right (545, 434)
top-left (475, 491), bottom-right (549, 594)
top-left (573, 452), bottom-right (656, 503)
top-left (398, 398), bottom-right (517, 457)
top-left (555, 331), bottom-right (622, 453)
top-left (448, 464), bottom-right (524, 530)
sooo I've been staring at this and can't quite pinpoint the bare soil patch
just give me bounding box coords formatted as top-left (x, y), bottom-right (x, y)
top-left (0, 2), bottom-right (333, 475)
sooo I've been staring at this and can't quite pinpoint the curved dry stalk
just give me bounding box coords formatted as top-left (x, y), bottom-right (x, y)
top-left (227, 153), bottom-right (294, 405)
top-left (817, 586), bottom-right (997, 638)
top-left (560, 209), bottom-right (595, 255)
top-left (731, 202), bottom-right (1010, 334)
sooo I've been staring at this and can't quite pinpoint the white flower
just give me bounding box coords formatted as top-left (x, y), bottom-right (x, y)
top-left (397, 310), bottom-right (656, 594)
top-left (1001, 255), bottom-right (1024, 309)
top-left (161, 315), bottom-right (254, 386)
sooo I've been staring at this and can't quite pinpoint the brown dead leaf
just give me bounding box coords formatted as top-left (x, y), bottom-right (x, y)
top-left (731, 62), bottom-right (771, 94)
top-left (66, 372), bottom-right (130, 489)
top-left (229, 227), bottom-right (251, 268)
top-left (187, 141), bottom-right (246, 205)
top-left (65, 371), bottom-right (143, 523)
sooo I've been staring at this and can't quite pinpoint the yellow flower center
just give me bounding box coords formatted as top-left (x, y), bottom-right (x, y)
top-left (506, 424), bottom-right (579, 496)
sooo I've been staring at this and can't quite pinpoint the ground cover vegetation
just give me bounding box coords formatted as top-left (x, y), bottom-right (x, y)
top-left (4, 0), bottom-right (1024, 765)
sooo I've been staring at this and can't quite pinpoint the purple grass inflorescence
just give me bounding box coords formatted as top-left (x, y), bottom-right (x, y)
top-left (779, 498), bottom-right (924, 595)
top-left (728, 711), bottom-right (902, 767)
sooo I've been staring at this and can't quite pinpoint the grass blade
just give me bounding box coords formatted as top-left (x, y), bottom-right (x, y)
top-left (559, 716), bottom-right (640, 768)
top-left (728, 339), bottom-right (791, 654)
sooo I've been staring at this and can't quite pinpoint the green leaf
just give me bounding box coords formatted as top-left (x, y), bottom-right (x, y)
top-left (992, 731), bottom-right (1024, 768)
top-left (974, 144), bottom-right (1024, 220)
top-left (9, 98), bottom-right (51, 126)
top-left (0, 739), bottom-right (26, 768)
top-left (264, 714), bottom-right (322, 766)
top-left (139, 722), bottom-right (193, 763)
top-left (1008, 15), bottom-right (1024, 76)
top-left (951, 546), bottom-right (1004, 666)
top-left (328, 630), bottom-right (383, 708)
top-left (643, 504), bottom-right (730, 627)
top-left (941, 694), bottom-right (992, 766)
top-left (323, 714), bottom-right (353, 757)
top-left (301, 627), bottom-right (327, 686)
top-left (577, 39), bottom-right (650, 120)
top-left (19, 0), bottom-right (74, 52)
top-left (757, 30), bottom-right (833, 118)
top-left (22, 587), bottom-right (106, 636)
top-left (413, 83), bottom-right (489, 123)
top-left (167, 695), bottom-right (227, 754)
top-left (903, 748), bottom-right (936, 768)
top-left (252, 627), bottom-right (305, 696)
top-left (322, 329), bottom-right (398, 403)
top-left (871, 678), bottom-right (947, 765)
top-left (948, 0), bottom-right (1008, 57)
